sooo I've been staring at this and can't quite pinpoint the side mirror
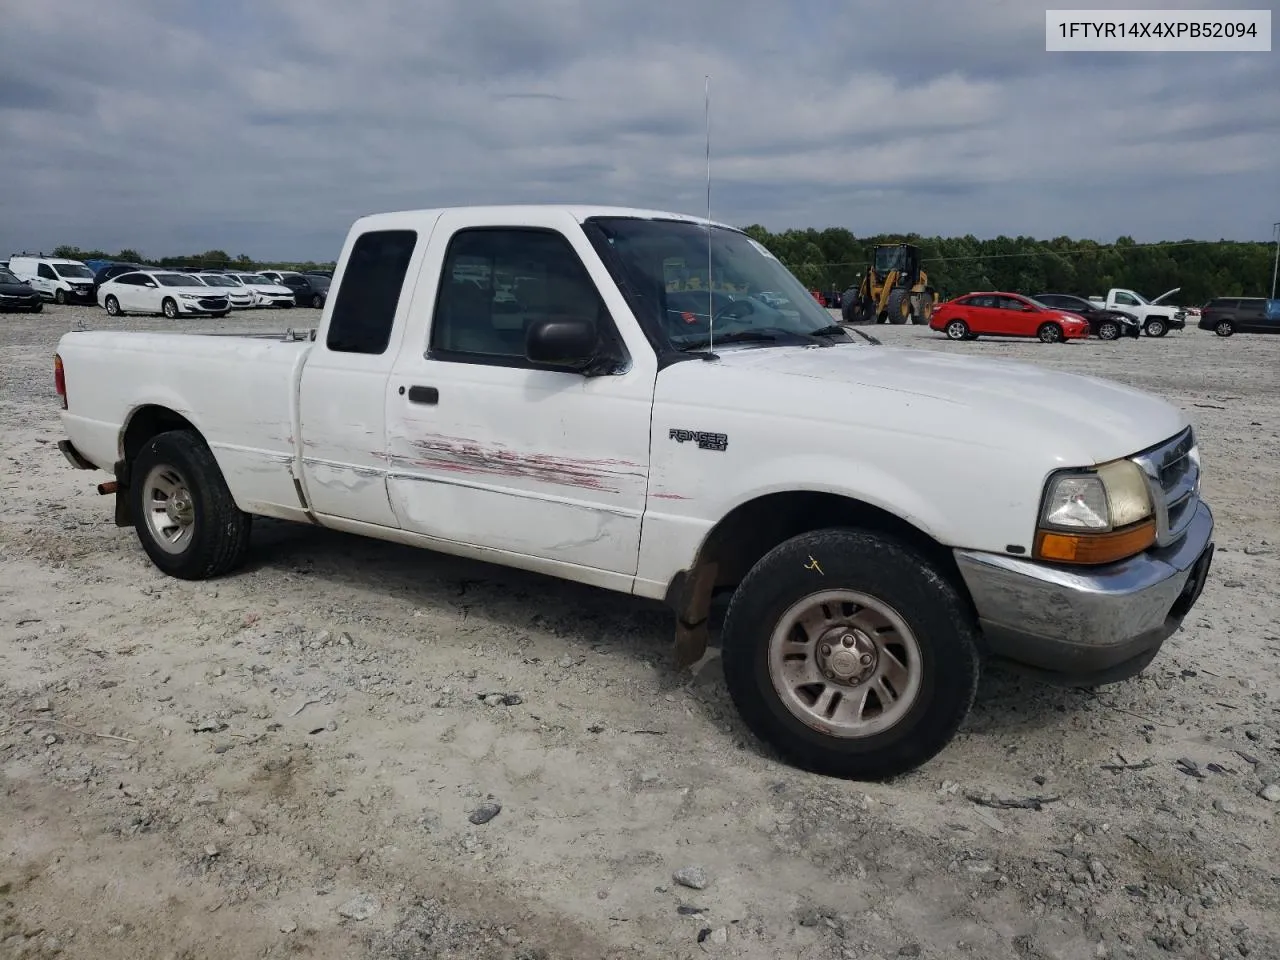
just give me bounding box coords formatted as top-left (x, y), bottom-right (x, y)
top-left (525, 317), bottom-right (597, 370)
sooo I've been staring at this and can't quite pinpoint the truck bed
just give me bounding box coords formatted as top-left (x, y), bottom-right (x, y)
top-left (58, 329), bottom-right (313, 520)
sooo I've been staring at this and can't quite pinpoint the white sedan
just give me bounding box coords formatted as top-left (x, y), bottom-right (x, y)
top-left (225, 272), bottom-right (295, 308)
top-left (98, 270), bottom-right (231, 318)
top-left (193, 272), bottom-right (256, 309)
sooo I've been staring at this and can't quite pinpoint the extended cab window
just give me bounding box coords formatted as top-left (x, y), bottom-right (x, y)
top-left (326, 229), bottom-right (417, 354)
top-left (430, 228), bottom-right (611, 362)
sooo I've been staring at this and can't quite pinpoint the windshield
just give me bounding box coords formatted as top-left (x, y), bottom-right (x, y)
top-left (155, 273), bottom-right (199, 287)
top-left (0, 268), bottom-right (20, 284)
top-left (583, 217), bottom-right (840, 350)
top-left (199, 274), bottom-right (236, 287)
top-left (1125, 290), bottom-right (1151, 305)
top-left (53, 263), bottom-right (93, 279)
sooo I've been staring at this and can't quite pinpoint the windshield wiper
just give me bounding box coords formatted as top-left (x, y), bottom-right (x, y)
top-left (676, 330), bottom-right (781, 351)
top-left (807, 324), bottom-right (852, 339)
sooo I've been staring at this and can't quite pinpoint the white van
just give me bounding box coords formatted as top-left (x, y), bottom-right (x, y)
top-left (8, 255), bottom-right (96, 304)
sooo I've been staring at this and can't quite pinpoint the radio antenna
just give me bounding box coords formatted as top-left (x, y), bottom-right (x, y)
top-left (704, 74), bottom-right (714, 355)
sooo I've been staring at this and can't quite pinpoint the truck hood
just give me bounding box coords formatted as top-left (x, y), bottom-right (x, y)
top-left (703, 343), bottom-right (1188, 464)
top-left (1150, 287), bottom-right (1181, 305)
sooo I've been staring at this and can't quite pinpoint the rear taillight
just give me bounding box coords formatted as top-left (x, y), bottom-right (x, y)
top-left (54, 353), bottom-right (67, 409)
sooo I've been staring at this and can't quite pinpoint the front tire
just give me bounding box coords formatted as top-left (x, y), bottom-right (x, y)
top-left (31, 301), bottom-right (43, 314)
top-left (1214, 320), bottom-right (1233, 337)
top-left (1097, 321), bottom-right (1119, 340)
top-left (311, 294), bottom-right (324, 309)
top-left (944, 319), bottom-right (969, 341)
top-left (162, 298), bottom-right (178, 319)
top-left (1037, 322), bottom-right (1064, 343)
top-left (54, 289), bottom-right (66, 305)
top-left (129, 430), bottom-right (252, 580)
top-left (1144, 318), bottom-right (1166, 337)
top-left (720, 528), bottom-right (981, 780)
top-left (886, 289), bottom-right (910, 325)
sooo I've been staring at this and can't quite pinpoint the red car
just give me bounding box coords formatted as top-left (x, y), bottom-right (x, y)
top-left (929, 292), bottom-right (1091, 343)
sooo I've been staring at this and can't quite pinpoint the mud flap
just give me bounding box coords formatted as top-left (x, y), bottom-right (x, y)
top-left (113, 459), bottom-right (133, 527)
top-left (672, 561), bottom-right (718, 668)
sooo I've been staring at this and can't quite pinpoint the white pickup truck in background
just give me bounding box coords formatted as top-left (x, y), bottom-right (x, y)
top-left (1090, 288), bottom-right (1187, 337)
top-left (54, 205), bottom-right (1216, 779)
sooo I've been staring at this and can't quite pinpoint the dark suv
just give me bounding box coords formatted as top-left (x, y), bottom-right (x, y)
top-left (277, 271), bottom-right (329, 308)
top-left (1032, 293), bottom-right (1140, 340)
top-left (1199, 297), bottom-right (1279, 337)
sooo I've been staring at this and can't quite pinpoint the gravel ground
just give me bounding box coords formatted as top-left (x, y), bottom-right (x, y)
top-left (2, 304), bottom-right (1278, 960)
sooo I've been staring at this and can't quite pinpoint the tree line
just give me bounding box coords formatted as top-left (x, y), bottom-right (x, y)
top-left (49, 230), bottom-right (1277, 305)
top-left (740, 227), bottom-right (1275, 305)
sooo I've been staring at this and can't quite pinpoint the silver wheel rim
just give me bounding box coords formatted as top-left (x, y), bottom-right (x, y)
top-left (1148, 321), bottom-right (1163, 335)
top-left (1217, 322), bottom-right (1230, 335)
top-left (1039, 325), bottom-right (1059, 342)
top-left (106, 298), bottom-right (118, 315)
top-left (1100, 324), bottom-right (1116, 339)
top-left (164, 300), bottom-right (176, 318)
top-left (142, 464), bottom-right (196, 554)
top-left (768, 589), bottom-right (923, 739)
top-left (946, 321), bottom-right (965, 340)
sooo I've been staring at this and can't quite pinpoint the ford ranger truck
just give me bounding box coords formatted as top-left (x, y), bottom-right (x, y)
top-left (52, 205), bottom-right (1216, 780)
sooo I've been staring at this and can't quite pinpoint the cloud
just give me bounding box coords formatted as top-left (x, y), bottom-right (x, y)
top-left (0, 0), bottom-right (1276, 260)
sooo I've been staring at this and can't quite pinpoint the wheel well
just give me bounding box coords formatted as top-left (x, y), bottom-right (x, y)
top-left (122, 405), bottom-right (198, 471)
top-left (665, 491), bottom-right (973, 665)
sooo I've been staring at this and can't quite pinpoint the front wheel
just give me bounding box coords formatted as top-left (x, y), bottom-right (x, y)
top-left (1214, 320), bottom-right (1233, 337)
top-left (1144, 318), bottom-right (1166, 337)
top-left (1037, 322), bottom-right (1063, 343)
top-left (162, 298), bottom-right (178, 319)
top-left (311, 294), bottom-right (324, 309)
top-left (31, 301), bottom-right (43, 314)
top-left (54, 289), bottom-right (66, 305)
top-left (1097, 321), bottom-right (1119, 340)
top-left (944, 319), bottom-right (969, 341)
top-left (129, 430), bottom-right (252, 580)
top-left (720, 528), bottom-right (981, 780)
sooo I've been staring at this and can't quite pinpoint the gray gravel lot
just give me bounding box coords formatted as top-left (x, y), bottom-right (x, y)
top-left (2, 304), bottom-right (1278, 960)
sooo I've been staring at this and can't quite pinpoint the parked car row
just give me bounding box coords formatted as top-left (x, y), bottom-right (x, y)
top-left (3, 254), bottom-right (332, 313)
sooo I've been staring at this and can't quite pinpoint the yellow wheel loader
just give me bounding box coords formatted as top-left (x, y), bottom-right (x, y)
top-left (841, 243), bottom-right (937, 325)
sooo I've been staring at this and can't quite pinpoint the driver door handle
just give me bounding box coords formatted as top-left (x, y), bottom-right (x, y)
top-left (407, 386), bottom-right (438, 405)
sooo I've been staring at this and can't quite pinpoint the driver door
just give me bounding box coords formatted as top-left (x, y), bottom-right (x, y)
top-left (384, 210), bottom-right (658, 577)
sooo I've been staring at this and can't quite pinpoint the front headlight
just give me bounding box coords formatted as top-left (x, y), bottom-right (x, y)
top-left (1034, 459), bottom-right (1155, 564)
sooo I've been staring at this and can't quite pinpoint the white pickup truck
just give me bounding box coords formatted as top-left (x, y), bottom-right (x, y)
top-left (53, 205), bottom-right (1216, 780)
top-left (1093, 288), bottom-right (1187, 337)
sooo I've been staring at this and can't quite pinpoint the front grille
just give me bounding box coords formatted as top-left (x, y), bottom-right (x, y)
top-left (198, 297), bottom-right (228, 309)
top-left (1131, 427), bottom-right (1199, 547)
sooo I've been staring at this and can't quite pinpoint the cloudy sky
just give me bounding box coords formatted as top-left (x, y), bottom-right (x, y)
top-left (1, 0), bottom-right (1276, 261)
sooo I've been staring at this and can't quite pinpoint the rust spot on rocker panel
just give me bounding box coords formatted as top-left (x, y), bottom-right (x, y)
top-left (394, 434), bottom-right (646, 493)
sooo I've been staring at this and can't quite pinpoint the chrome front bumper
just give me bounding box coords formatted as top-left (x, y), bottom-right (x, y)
top-left (954, 501), bottom-right (1214, 684)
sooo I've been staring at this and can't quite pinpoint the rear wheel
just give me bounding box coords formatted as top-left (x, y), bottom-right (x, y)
top-left (1097, 320), bottom-right (1119, 340)
top-left (1215, 320), bottom-right (1233, 337)
top-left (129, 430), bottom-right (252, 580)
top-left (1037, 322), bottom-right (1064, 343)
top-left (720, 528), bottom-right (981, 780)
top-left (944, 319), bottom-right (969, 341)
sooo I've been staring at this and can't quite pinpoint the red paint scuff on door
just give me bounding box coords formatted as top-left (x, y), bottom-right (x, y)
top-left (399, 434), bottom-right (645, 493)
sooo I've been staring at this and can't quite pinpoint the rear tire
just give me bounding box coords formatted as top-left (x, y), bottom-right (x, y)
top-left (129, 430), bottom-right (252, 580)
top-left (1037, 322), bottom-right (1064, 343)
top-left (944, 319), bottom-right (969, 341)
top-left (1215, 320), bottom-right (1233, 337)
top-left (720, 528), bottom-right (981, 780)
top-left (104, 295), bottom-right (122, 317)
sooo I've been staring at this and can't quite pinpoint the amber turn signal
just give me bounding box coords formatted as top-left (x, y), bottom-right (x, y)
top-left (1033, 518), bottom-right (1156, 565)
